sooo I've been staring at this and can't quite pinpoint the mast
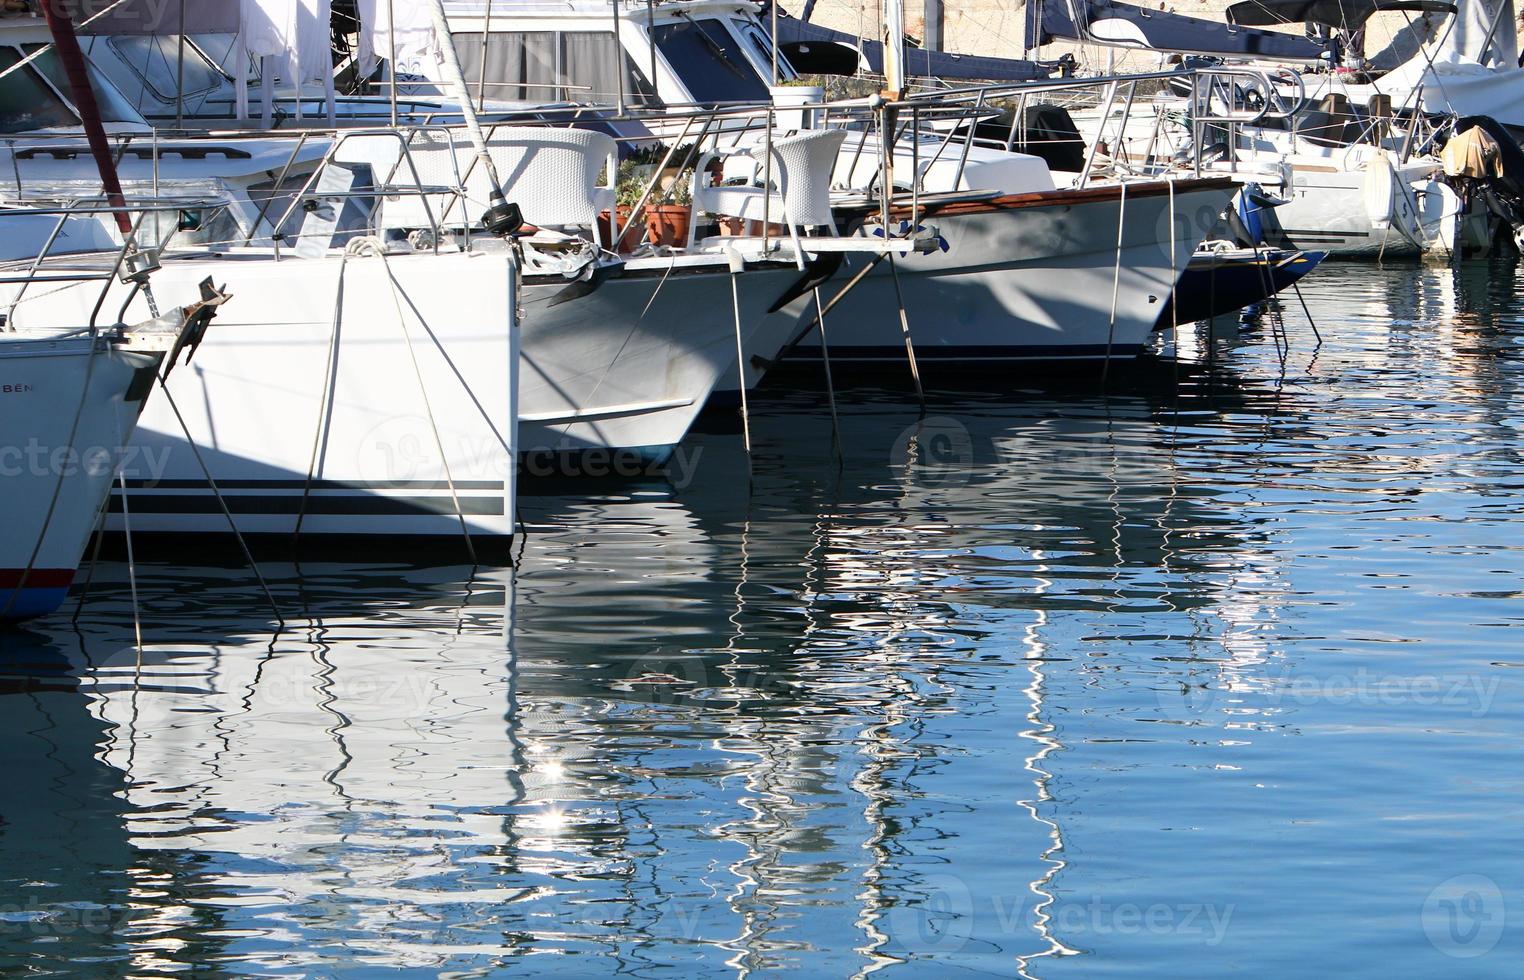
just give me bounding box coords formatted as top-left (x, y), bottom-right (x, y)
top-left (925, 0), bottom-right (944, 51)
top-left (423, 0), bottom-right (519, 235)
top-left (883, 0), bottom-right (905, 98)
top-left (37, 3), bottom-right (132, 237)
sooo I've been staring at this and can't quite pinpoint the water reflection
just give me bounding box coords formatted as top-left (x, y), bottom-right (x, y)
top-left (3, 260), bottom-right (1524, 975)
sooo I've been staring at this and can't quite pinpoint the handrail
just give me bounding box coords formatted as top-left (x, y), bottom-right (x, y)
top-left (0, 64), bottom-right (1307, 287)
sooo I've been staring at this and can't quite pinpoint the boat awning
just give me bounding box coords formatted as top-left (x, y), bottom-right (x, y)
top-left (774, 14), bottom-right (1056, 82)
top-left (1225, 0), bottom-right (1455, 28)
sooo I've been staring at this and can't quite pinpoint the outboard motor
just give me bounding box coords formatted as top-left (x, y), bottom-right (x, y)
top-left (1438, 115), bottom-right (1524, 250)
top-left (1218, 182), bottom-right (1293, 247)
top-left (1174, 140), bottom-right (1236, 169)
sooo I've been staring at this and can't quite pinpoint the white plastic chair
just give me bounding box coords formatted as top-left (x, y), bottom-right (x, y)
top-left (474, 126), bottom-right (618, 234)
top-left (688, 129), bottom-right (848, 251)
top-left (379, 126), bottom-right (617, 243)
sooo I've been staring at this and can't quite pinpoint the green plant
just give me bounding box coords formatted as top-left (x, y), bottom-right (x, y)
top-left (665, 171), bottom-right (693, 207)
top-left (614, 159), bottom-right (646, 210)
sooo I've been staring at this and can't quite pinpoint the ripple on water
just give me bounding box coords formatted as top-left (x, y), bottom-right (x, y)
top-left (2, 261), bottom-right (1524, 976)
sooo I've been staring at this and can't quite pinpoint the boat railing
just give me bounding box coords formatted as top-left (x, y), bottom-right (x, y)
top-left (1, 124), bottom-right (474, 259)
top-left (2, 66), bottom-right (1277, 273)
top-left (1185, 66), bottom-right (1308, 175)
top-left (261, 126), bottom-right (472, 257)
top-left (1, 199), bottom-right (221, 334)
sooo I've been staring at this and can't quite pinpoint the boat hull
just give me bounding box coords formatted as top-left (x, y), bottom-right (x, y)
top-left (1160, 247), bottom-right (1327, 326)
top-left (3, 251), bottom-right (519, 540)
top-left (1, 336), bottom-right (157, 621)
top-left (518, 258), bottom-right (804, 461)
top-left (785, 180), bottom-right (1235, 370)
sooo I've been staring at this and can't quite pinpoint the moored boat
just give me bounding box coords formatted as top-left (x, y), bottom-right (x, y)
top-left (1, 282), bottom-right (228, 621)
top-left (1161, 244), bottom-right (1327, 327)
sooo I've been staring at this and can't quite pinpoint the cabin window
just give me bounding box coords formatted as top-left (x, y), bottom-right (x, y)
top-left (650, 18), bottom-right (770, 104)
top-left (103, 35), bottom-right (227, 104)
top-left (453, 31), bottom-right (658, 106)
top-left (740, 23), bottom-right (791, 80)
top-left (21, 45), bottom-right (143, 124)
top-left (0, 47), bottom-right (79, 133)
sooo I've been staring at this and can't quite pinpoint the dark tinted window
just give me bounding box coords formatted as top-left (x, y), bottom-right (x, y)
top-left (651, 18), bottom-right (770, 104)
top-left (23, 44), bottom-right (142, 124)
top-left (105, 35), bottom-right (226, 103)
top-left (0, 47), bottom-right (78, 133)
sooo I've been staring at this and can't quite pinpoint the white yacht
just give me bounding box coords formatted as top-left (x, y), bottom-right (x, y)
top-left (0, 16), bottom-right (522, 542)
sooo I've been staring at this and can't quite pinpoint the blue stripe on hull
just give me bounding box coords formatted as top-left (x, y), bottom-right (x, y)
top-left (0, 587), bottom-right (70, 623)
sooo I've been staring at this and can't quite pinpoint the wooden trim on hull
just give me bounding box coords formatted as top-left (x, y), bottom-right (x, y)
top-left (787, 344), bottom-right (1148, 362)
top-left (842, 177), bottom-right (1241, 221)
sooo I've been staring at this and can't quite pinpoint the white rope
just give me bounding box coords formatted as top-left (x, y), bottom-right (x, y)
top-left (293, 251), bottom-right (351, 544)
top-left (375, 248), bottom-right (479, 563)
top-left (1101, 180), bottom-right (1128, 385)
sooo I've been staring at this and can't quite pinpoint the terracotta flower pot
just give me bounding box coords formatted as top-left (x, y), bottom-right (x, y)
top-left (645, 204), bottom-right (692, 247)
top-left (744, 220), bottom-right (788, 238)
top-left (597, 206), bottom-right (644, 253)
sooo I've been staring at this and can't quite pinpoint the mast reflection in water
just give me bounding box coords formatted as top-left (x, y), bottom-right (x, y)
top-left (3, 260), bottom-right (1524, 975)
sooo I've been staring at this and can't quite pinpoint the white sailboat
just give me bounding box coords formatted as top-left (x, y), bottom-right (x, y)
top-left (0, 6), bottom-right (793, 468)
top-left (0, 6), bottom-right (522, 544)
top-left (1038, 0), bottom-right (1501, 258)
top-left (0, 278), bottom-right (227, 621)
top-left (437, 0), bottom-right (1235, 375)
top-left (2, 5), bottom-right (235, 620)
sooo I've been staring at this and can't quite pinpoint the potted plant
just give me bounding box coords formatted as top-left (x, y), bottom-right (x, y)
top-left (772, 76), bottom-right (826, 130)
top-left (645, 170), bottom-right (693, 247)
top-left (598, 159), bottom-right (647, 253)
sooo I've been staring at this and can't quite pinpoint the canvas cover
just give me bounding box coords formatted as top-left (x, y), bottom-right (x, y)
top-left (1027, 0), bottom-right (1328, 60)
top-left (1441, 124), bottom-right (1502, 178)
top-left (1225, 0), bottom-right (1454, 28)
top-left (775, 13), bottom-right (1053, 81)
top-left (55, 0), bottom-right (242, 35)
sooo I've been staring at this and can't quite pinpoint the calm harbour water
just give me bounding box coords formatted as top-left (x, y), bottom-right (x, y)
top-left (2, 259), bottom-right (1523, 977)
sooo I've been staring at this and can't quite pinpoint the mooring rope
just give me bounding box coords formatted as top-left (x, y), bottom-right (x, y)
top-left (293, 250), bottom-right (351, 547)
top-left (1101, 180), bottom-right (1129, 387)
top-left (374, 247), bottom-right (480, 564)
